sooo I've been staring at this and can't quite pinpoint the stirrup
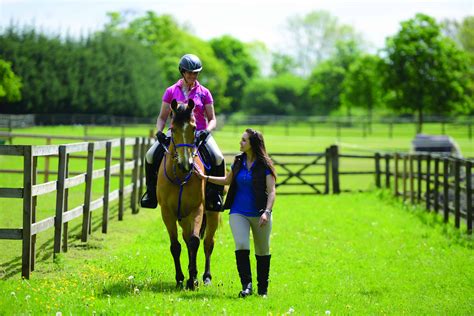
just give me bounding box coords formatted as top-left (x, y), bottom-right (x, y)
top-left (140, 190), bottom-right (157, 208)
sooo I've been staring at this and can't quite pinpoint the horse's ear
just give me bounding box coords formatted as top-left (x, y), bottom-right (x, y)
top-left (187, 99), bottom-right (195, 112)
top-left (171, 99), bottom-right (178, 112)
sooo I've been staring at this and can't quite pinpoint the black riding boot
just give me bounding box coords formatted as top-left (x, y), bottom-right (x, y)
top-left (140, 145), bottom-right (164, 209)
top-left (235, 250), bottom-right (252, 298)
top-left (256, 255), bottom-right (271, 296)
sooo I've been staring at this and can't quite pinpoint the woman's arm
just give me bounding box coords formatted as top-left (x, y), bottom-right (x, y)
top-left (194, 165), bottom-right (233, 186)
top-left (264, 174), bottom-right (276, 211)
top-left (204, 103), bottom-right (217, 131)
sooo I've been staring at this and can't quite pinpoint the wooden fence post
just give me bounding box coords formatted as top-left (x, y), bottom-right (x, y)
top-left (385, 154), bottom-right (391, 189)
top-left (426, 155), bottom-right (432, 211)
top-left (433, 157), bottom-right (440, 213)
top-left (31, 155), bottom-right (37, 271)
top-left (119, 138), bottom-right (125, 220)
top-left (63, 153), bottom-right (70, 252)
top-left (454, 159), bottom-right (461, 228)
top-left (331, 145), bottom-right (340, 194)
top-left (81, 142), bottom-right (95, 242)
top-left (54, 145), bottom-right (67, 256)
top-left (466, 161), bottom-right (472, 234)
top-left (375, 153), bottom-right (381, 188)
top-left (394, 153), bottom-right (399, 196)
top-left (443, 158), bottom-right (450, 223)
top-left (131, 137), bottom-right (140, 214)
top-left (22, 146), bottom-right (33, 279)
top-left (417, 155), bottom-right (422, 203)
top-left (402, 155), bottom-right (407, 201)
top-left (324, 147), bottom-right (330, 194)
top-left (102, 141), bottom-right (112, 234)
top-left (409, 155), bottom-right (414, 204)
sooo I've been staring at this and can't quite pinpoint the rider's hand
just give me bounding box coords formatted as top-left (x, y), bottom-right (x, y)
top-left (156, 131), bottom-right (167, 144)
top-left (196, 129), bottom-right (210, 144)
top-left (193, 165), bottom-right (205, 179)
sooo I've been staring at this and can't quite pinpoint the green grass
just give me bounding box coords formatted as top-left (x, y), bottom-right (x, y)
top-left (0, 192), bottom-right (472, 314)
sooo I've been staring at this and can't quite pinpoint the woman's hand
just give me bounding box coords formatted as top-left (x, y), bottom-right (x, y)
top-left (193, 165), bottom-right (206, 180)
top-left (259, 210), bottom-right (270, 227)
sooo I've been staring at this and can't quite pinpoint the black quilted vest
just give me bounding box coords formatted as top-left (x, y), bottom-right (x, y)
top-left (223, 153), bottom-right (268, 211)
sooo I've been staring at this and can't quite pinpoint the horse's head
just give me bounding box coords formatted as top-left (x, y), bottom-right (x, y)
top-left (170, 99), bottom-right (196, 172)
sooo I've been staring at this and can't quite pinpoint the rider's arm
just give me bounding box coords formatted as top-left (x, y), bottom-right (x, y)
top-left (156, 101), bottom-right (171, 132)
top-left (204, 103), bottom-right (217, 132)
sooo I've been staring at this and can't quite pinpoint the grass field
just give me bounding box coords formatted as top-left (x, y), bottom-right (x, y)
top-left (0, 192), bottom-right (472, 314)
top-left (0, 124), bottom-right (473, 314)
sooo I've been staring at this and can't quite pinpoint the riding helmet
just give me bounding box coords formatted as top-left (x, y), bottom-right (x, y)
top-left (179, 54), bottom-right (203, 73)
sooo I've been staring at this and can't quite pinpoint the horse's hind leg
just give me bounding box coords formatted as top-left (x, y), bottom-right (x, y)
top-left (203, 211), bottom-right (219, 285)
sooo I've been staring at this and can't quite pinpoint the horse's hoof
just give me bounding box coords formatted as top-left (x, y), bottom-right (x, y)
top-left (176, 281), bottom-right (184, 289)
top-left (203, 277), bottom-right (212, 286)
top-left (186, 278), bottom-right (198, 290)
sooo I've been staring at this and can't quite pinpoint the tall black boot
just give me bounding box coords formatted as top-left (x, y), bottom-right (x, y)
top-left (256, 255), bottom-right (271, 296)
top-left (235, 250), bottom-right (252, 298)
top-left (140, 146), bottom-right (164, 209)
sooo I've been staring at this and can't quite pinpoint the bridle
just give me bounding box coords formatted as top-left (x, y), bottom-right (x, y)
top-left (162, 128), bottom-right (202, 221)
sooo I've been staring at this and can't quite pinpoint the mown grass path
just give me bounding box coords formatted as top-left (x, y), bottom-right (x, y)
top-left (1, 192), bottom-right (473, 315)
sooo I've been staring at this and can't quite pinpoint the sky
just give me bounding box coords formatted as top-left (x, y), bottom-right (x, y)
top-left (1, 0), bottom-right (473, 51)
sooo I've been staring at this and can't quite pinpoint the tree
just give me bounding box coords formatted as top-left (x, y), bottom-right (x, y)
top-left (210, 35), bottom-right (258, 113)
top-left (282, 10), bottom-right (363, 76)
top-left (341, 54), bottom-right (384, 128)
top-left (383, 14), bottom-right (473, 131)
top-left (0, 59), bottom-right (22, 102)
top-left (122, 11), bottom-right (230, 113)
top-left (304, 40), bottom-right (362, 115)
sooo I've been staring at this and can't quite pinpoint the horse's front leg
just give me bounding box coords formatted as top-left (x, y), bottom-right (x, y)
top-left (184, 207), bottom-right (203, 290)
top-left (162, 209), bottom-right (185, 288)
top-left (203, 211), bottom-right (219, 285)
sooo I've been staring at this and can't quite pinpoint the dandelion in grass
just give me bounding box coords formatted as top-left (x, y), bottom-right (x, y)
top-left (134, 288), bottom-right (140, 295)
top-left (287, 307), bottom-right (295, 314)
top-left (325, 310), bottom-right (331, 315)
top-left (128, 275), bottom-right (134, 281)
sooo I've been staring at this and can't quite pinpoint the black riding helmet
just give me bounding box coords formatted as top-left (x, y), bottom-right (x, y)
top-left (179, 54), bottom-right (203, 74)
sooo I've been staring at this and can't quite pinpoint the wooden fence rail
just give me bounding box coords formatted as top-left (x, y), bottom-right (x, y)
top-left (0, 137), bottom-right (147, 279)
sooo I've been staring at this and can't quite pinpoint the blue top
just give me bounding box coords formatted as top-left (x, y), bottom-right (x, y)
top-left (230, 157), bottom-right (271, 217)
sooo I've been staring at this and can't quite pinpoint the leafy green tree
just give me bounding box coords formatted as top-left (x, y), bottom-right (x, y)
top-left (210, 35), bottom-right (258, 113)
top-left (241, 74), bottom-right (305, 115)
top-left (0, 59), bottom-right (22, 103)
top-left (282, 10), bottom-right (363, 76)
top-left (271, 53), bottom-right (298, 77)
top-left (122, 12), bottom-right (230, 112)
top-left (383, 14), bottom-right (473, 131)
top-left (341, 54), bottom-right (384, 124)
top-left (304, 40), bottom-right (362, 115)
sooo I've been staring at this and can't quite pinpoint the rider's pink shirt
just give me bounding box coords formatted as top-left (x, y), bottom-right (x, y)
top-left (162, 79), bottom-right (214, 131)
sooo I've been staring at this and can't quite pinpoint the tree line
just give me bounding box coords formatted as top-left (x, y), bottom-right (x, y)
top-left (0, 11), bottom-right (473, 131)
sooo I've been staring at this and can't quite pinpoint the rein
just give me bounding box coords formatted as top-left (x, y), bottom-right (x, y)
top-left (163, 133), bottom-right (203, 221)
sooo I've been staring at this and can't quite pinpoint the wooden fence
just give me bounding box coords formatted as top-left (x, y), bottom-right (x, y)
top-left (374, 153), bottom-right (473, 235)
top-left (0, 137), bottom-right (148, 279)
top-left (0, 132), bottom-right (472, 279)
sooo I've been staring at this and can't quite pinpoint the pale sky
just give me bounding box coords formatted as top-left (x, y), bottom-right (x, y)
top-left (1, 0), bottom-right (473, 51)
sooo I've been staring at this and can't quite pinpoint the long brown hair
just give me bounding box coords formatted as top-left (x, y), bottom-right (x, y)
top-left (245, 128), bottom-right (276, 179)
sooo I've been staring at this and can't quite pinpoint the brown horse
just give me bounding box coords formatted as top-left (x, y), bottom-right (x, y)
top-left (157, 99), bottom-right (219, 289)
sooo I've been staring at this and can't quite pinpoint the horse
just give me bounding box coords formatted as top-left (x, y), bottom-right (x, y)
top-left (157, 98), bottom-right (220, 290)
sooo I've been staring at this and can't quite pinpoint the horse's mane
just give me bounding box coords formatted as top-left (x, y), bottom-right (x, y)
top-left (171, 103), bottom-right (195, 127)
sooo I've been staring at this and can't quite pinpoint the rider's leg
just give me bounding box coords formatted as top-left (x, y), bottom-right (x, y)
top-left (203, 135), bottom-right (225, 211)
top-left (140, 141), bottom-right (165, 208)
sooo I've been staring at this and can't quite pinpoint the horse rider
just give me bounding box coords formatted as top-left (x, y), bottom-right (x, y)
top-left (141, 53), bottom-right (225, 212)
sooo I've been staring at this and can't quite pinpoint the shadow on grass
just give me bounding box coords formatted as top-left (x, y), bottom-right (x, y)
top-left (99, 280), bottom-right (223, 299)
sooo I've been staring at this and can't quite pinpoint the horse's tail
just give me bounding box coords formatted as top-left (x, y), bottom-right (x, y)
top-left (199, 213), bottom-right (207, 239)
